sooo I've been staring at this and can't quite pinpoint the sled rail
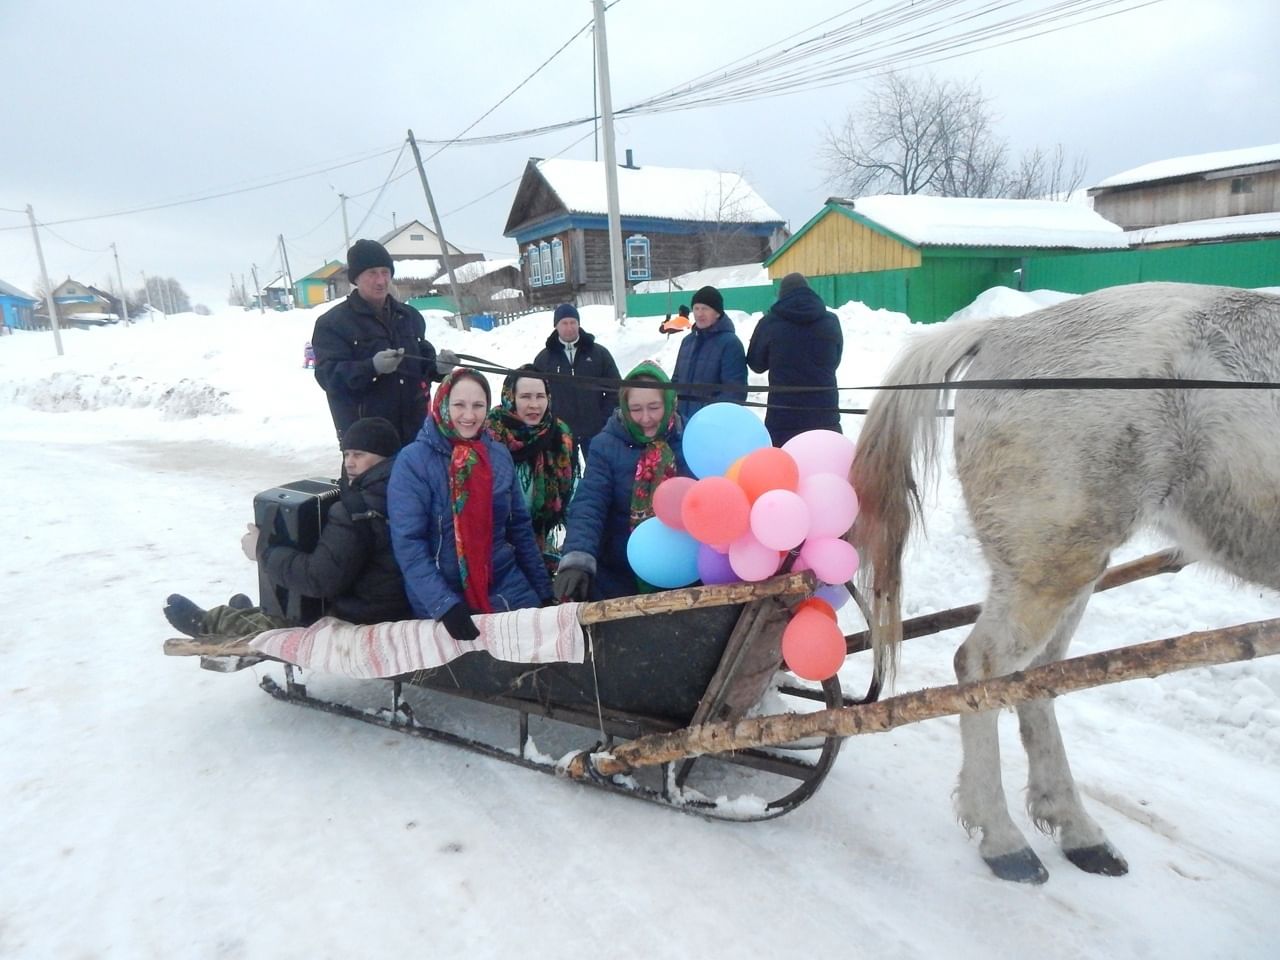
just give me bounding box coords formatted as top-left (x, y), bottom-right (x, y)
top-left (568, 613), bottom-right (1280, 779)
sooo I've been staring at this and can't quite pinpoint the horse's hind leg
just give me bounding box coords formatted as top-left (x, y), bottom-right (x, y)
top-left (954, 567), bottom-right (1105, 884)
top-left (1018, 588), bottom-right (1128, 876)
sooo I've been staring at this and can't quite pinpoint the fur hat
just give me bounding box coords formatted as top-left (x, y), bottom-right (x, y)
top-left (553, 303), bottom-right (580, 324)
top-left (340, 417), bottom-right (400, 457)
top-left (691, 285), bottom-right (724, 316)
top-left (347, 239), bottom-right (394, 283)
top-left (778, 272), bottom-right (810, 297)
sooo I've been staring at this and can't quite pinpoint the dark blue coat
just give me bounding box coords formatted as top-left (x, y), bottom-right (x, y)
top-left (747, 287), bottom-right (843, 445)
top-left (312, 291), bottom-right (437, 447)
top-left (560, 414), bottom-right (690, 600)
top-left (672, 314), bottom-right (747, 421)
top-left (531, 329), bottom-right (621, 449)
top-left (388, 418), bottom-right (554, 619)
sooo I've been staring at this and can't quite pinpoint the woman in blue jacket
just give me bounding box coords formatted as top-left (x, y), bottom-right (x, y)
top-left (389, 368), bottom-right (554, 640)
top-left (553, 361), bottom-right (691, 601)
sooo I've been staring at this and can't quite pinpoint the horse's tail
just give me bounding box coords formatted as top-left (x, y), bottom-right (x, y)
top-left (850, 318), bottom-right (989, 683)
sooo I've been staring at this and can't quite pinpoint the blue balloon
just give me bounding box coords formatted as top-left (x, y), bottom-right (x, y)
top-left (682, 402), bottom-right (771, 478)
top-left (626, 517), bottom-right (700, 588)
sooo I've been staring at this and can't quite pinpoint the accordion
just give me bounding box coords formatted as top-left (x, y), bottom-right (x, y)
top-left (253, 478), bottom-right (342, 624)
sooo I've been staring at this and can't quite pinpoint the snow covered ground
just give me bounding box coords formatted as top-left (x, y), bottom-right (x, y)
top-left (2, 290), bottom-right (1278, 959)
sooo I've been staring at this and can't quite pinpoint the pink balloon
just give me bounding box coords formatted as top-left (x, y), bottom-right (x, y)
top-left (696, 543), bottom-right (738, 585)
top-left (749, 489), bottom-right (810, 551)
top-left (799, 537), bottom-right (860, 585)
top-left (797, 473), bottom-right (859, 538)
top-left (782, 430), bottom-right (856, 479)
top-left (782, 609), bottom-right (846, 681)
top-left (728, 532), bottom-right (782, 582)
top-left (653, 477), bottom-right (696, 531)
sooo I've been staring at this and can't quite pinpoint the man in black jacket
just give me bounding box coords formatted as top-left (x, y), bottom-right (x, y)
top-left (532, 303), bottom-right (621, 461)
top-left (312, 239), bottom-right (454, 449)
top-left (746, 272), bottom-right (844, 447)
top-left (163, 418), bottom-right (413, 638)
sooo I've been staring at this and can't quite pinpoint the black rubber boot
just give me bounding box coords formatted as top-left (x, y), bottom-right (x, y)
top-left (164, 594), bottom-right (208, 638)
top-left (227, 593), bottom-right (254, 610)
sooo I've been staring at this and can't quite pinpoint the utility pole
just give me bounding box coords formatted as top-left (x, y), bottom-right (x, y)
top-left (592, 23), bottom-right (599, 162)
top-left (251, 264), bottom-right (265, 314)
top-left (338, 193), bottom-right (351, 250)
top-left (592, 0), bottom-right (627, 324)
top-left (140, 270), bottom-right (154, 319)
top-left (111, 243), bottom-right (131, 324)
top-left (26, 205), bottom-right (64, 356)
top-left (278, 234), bottom-right (294, 309)
top-left (407, 129), bottom-right (465, 329)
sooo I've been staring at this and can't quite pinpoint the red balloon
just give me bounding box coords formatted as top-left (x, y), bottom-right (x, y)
top-left (781, 609), bottom-right (846, 681)
top-left (737, 447), bottom-right (800, 503)
top-left (681, 477), bottom-right (750, 545)
top-left (795, 597), bottom-right (837, 622)
top-left (653, 477), bottom-right (696, 531)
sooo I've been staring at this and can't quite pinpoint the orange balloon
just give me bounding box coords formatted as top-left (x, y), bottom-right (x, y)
top-left (781, 609), bottom-right (846, 681)
top-left (795, 597), bottom-right (837, 622)
top-left (725, 455), bottom-right (747, 484)
top-left (737, 447), bottom-right (800, 503)
top-left (681, 477), bottom-right (750, 545)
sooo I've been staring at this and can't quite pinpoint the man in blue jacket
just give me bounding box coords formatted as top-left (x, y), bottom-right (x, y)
top-left (747, 272), bottom-right (844, 446)
top-left (671, 285), bottom-right (747, 421)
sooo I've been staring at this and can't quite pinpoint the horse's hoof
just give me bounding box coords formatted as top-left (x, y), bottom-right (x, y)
top-left (984, 849), bottom-right (1049, 884)
top-left (1064, 843), bottom-right (1129, 876)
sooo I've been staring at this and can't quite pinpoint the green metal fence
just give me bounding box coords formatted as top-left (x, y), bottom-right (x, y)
top-left (1024, 239), bottom-right (1280, 294)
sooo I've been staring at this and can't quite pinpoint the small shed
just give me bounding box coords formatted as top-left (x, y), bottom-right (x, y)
top-left (764, 195), bottom-right (1127, 322)
top-left (0, 278), bottom-right (38, 330)
top-left (294, 261), bottom-right (345, 307)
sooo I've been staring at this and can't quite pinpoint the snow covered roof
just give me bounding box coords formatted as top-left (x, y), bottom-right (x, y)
top-left (1093, 144), bottom-right (1280, 190)
top-left (632, 262), bottom-right (770, 294)
top-left (0, 278), bottom-right (37, 300)
top-left (445, 258), bottom-right (520, 285)
top-left (843, 194), bottom-right (1127, 249)
top-left (1127, 211), bottom-right (1280, 245)
top-left (534, 158), bottom-right (784, 224)
top-left (392, 258), bottom-right (442, 281)
top-left (490, 287), bottom-right (524, 300)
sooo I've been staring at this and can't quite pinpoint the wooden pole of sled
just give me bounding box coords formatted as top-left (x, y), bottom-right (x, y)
top-left (565, 615), bottom-right (1280, 780)
top-left (845, 549), bottom-right (1187, 654)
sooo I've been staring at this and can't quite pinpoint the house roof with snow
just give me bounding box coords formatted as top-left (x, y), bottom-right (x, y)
top-left (1091, 144), bottom-right (1280, 191)
top-left (504, 157), bottom-right (785, 242)
top-left (377, 220), bottom-right (466, 258)
top-left (766, 195), bottom-right (1126, 268)
top-left (438, 258), bottom-right (521, 286)
top-left (298, 261), bottom-right (344, 282)
top-left (1127, 211), bottom-right (1280, 246)
top-left (0, 278), bottom-right (37, 301)
top-left (393, 257), bottom-right (443, 281)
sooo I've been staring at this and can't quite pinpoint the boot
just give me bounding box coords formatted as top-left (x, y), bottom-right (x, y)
top-left (164, 594), bottom-right (209, 638)
top-left (227, 593), bottom-right (254, 610)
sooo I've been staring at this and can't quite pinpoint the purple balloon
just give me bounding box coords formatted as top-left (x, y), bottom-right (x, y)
top-left (697, 543), bottom-right (738, 585)
top-left (815, 582), bottom-right (851, 611)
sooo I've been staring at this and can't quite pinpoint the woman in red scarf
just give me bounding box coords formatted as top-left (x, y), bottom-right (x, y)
top-left (552, 360), bottom-right (692, 601)
top-left (388, 369), bottom-right (555, 640)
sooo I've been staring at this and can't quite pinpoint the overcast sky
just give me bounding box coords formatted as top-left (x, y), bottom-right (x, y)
top-left (2, 0), bottom-right (1276, 311)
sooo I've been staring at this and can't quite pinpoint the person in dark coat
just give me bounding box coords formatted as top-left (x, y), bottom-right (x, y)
top-left (389, 369), bottom-right (554, 641)
top-left (163, 417), bottom-right (413, 638)
top-left (671, 285), bottom-right (747, 422)
top-left (312, 239), bottom-right (454, 449)
top-left (747, 272), bottom-right (844, 447)
top-left (531, 303), bottom-right (621, 461)
top-left (553, 360), bottom-right (691, 601)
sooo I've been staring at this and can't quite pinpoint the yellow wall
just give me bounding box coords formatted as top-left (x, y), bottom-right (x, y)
top-left (769, 209), bottom-right (920, 278)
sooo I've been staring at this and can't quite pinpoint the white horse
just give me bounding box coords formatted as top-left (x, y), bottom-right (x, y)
top-left (850, 282), bottom-right (1280, 883)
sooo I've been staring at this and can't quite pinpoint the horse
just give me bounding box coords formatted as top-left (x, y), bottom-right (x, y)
top-left (849, 282), bottom-right (1280, 884)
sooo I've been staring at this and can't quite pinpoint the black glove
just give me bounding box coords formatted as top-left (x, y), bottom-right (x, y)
top-left (553, 568), bottom-right (592, 602)
top-left (540, 596), bottom-right (560, 608)
top-left (440, 602), bottom-right (479, 641)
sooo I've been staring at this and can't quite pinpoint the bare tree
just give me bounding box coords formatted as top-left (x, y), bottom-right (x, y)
top-left (687, 171), bottom-right (757, 269)
top-left (822, 70), bottom-right (1086, 201)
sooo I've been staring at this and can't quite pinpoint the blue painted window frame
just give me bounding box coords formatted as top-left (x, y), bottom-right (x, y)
top-left (626, 234), bottom-right (650, 280)
top-left (528, 245), bottom-right (542, 286)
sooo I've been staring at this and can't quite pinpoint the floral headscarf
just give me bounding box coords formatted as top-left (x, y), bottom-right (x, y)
top-left (620, 360), bottom-right (679, 530)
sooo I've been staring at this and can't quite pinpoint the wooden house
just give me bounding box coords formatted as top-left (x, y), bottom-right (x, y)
top-left (51, 279), bottom-right (123, 326)
top-left (1088, 144), bottom-right (1280, 230)
top-left (765, 195), bottom-right (1126, 323)
top-left (0, 279), bottom-right (38, 330)
top-left (431, 257), bottom-right (526, 314)
top-left (503, 154), bottom-right (788, 308)
top-left (293, 261), bottom-right (346, 308)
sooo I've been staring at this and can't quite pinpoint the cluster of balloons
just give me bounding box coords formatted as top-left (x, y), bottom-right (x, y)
top-left (625, 403), bottom-right (861, 682)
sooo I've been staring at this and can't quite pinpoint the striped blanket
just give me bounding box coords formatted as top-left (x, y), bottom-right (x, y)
top-left (247, 603), bottom-right (584, 679)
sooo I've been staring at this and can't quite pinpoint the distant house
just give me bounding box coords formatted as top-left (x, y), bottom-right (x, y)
top-left (1088, 144), bottom-right (1280, 230)
top-left (329, 220), bottom-right (482, 301)
top-left (294, 261), bottom-right (346, 308)
top-left (50, 279), bottom-right (124, 327)
top-left (0, 279), bottom-right (38, 331)
top-left (503, 153), bottom-right (788, 307)
top-left (432, 258), bottom-right (526, 313)
top-left (765, 195), bottom-right (1126, 323)
top-left (378, 219), bottom-right (473, 262)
